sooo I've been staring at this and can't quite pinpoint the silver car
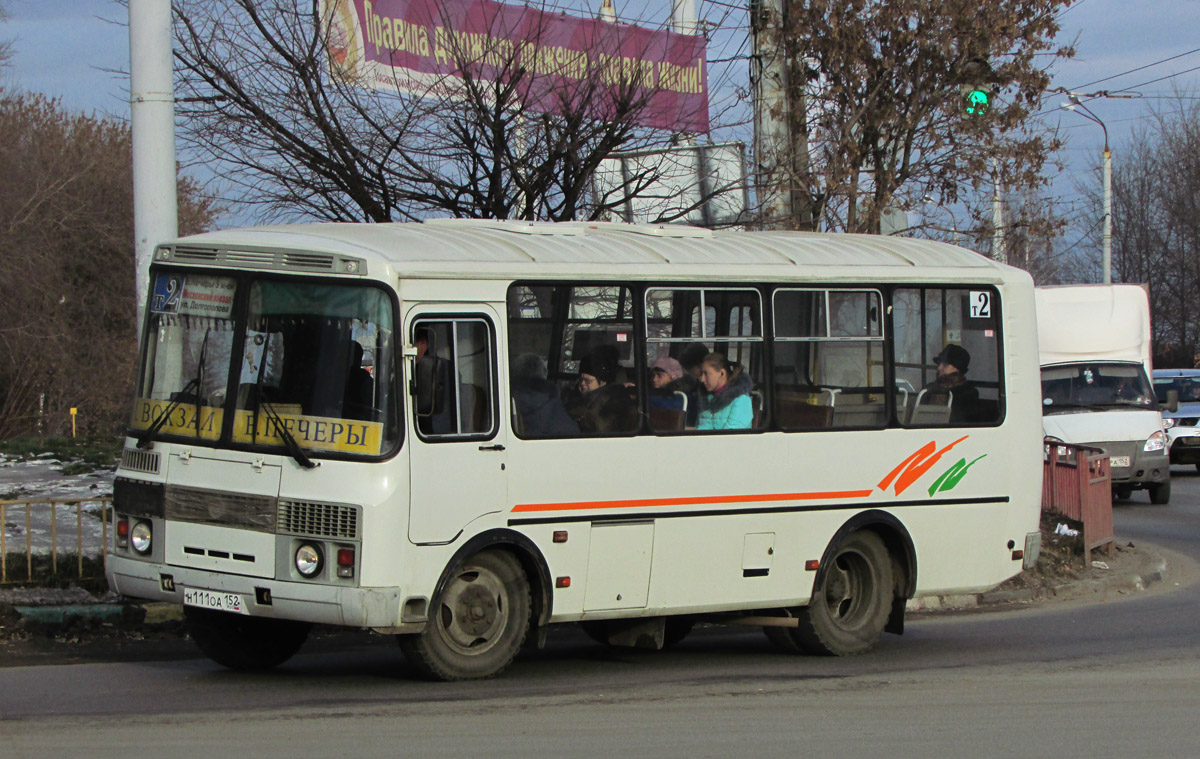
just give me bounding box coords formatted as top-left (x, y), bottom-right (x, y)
top-left (1153, 368), bottom-right (1200, 471)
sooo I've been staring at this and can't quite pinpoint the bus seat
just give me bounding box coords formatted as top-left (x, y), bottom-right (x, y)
top-left (751, 390), bottom-right (764, 428)
top-left (910, 388), bottom-right (952, 425)
top-left (674, 391), bottom-right (688, 413)
top-left (649, 407), bottom-right (686, 432)
top-left (778, 399), bottom-right (833, 428)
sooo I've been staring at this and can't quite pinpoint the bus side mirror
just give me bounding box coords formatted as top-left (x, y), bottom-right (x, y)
top-left (414, 356), bottom-right (446, 417)
top-left (1167, 389), bottom-right (1179, 413)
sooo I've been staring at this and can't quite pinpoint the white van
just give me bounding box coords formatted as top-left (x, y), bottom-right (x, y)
top-left (1035, 285), bottom-right (1171, 503)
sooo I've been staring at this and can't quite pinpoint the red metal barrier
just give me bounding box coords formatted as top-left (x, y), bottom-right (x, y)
top-left (1042, 440), bottom-right (1113, 558)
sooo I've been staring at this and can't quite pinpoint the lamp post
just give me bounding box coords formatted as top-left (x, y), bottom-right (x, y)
top-left (1062, 94), bottom-right (1111, 284)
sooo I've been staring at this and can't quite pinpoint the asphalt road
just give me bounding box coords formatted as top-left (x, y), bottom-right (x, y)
top-left (3, 471), bottom-right (1200, 758)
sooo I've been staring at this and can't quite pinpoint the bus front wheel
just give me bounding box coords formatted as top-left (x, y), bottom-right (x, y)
top-left (791, 531), bottom-right (893, 656)
top-left (185, 607), bottom-right (311, 671)
top-left (399, 549), bottom-right (531, 681)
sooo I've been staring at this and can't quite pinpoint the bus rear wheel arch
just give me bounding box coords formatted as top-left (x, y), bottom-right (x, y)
top-left (398, 548), bottom-right (532, 681)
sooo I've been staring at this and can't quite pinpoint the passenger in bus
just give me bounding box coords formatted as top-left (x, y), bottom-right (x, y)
top-left (925, 344), bottom-right (979, 423)
top-left (342, 341), bottom-right (375, 420)
top-left (510, 353), bottom-right (578, 437)
top-left (566, 349), bottom-right (636, 433)
top-left (648, 357), bottom-right (687, 411)
top-left (414, 328), bottom-right (453, 434)
top-left (679, 343), bottom-right (709, 425)
top-left (696, 353), bottom-right (754, 430)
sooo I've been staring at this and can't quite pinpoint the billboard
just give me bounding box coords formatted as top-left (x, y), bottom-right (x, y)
top-left (594, 141), bottom-right (749, 227)
top-left (321, 0), bottom-right (709, 133)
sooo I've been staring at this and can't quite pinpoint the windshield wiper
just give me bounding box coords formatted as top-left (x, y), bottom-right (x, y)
top-left (133, 377), bottom-right (200, 449)
top-left (255, 397), bottom-right (317, 469)
top-left (133, 329), bottom-right (212, 450)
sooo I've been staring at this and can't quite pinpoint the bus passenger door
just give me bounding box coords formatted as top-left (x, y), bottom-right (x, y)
top-left (407, 313), bottom-right (507, 544)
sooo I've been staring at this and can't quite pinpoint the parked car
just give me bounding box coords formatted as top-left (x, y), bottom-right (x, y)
top-left (1153, 368), bottom-right (1200, 471)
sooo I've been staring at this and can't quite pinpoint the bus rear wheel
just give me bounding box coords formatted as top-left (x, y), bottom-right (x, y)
top-left (399, 549), bottom-right (531, 681)
top-left (788, 531), bottom-right (893, 656)
top-left (185, 607), bottom-right (311, 671)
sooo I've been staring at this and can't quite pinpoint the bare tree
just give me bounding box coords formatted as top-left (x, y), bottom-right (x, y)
top-left (0, 2), bottom-right (14, 71)
top-left (1082, 94), bottom-right (1200, 367)
top-left (766, 0), bottom-right (1073, 234)
top-left (0, 92), bottom-right (219, 437)
top-left (173, 0), bottom-right (728, 224)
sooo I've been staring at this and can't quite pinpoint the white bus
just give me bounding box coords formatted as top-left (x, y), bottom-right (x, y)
top-left (107, 220), bottom-right (1043, 680)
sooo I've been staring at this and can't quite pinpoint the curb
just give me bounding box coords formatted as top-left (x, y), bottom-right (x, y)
top-left (907, 553), bottom-right (1170, 613)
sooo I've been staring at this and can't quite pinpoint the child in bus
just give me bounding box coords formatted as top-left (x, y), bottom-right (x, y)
top-left (648, 356), bottom-right (688, 411)
top-left (696, 353), bottom-right (753, 430)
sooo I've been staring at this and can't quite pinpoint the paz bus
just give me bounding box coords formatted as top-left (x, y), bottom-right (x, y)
top-left (107, 219), bottom-right (1043, 680)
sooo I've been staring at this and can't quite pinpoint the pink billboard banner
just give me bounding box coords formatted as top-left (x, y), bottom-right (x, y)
top-left (322, 0), bottom-right (709, 133)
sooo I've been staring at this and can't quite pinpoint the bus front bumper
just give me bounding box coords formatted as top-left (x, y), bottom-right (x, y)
top-left (107, 554), bottom-right (419, 631)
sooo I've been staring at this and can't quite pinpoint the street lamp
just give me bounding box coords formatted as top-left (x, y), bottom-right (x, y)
top-left (1062, 93), bottom-right (1112, 284)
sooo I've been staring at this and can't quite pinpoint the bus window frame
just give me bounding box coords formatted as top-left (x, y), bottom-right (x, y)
top-left (409, 313), bottom-right (501, 445)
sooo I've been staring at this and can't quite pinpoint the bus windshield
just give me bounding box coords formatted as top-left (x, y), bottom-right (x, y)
top-left (133, 270), bottom-right (399, 458)
top-left (1040, 362), bottom-right (1156, 412)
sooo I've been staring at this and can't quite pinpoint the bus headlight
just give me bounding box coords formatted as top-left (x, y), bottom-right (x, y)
top-left (1162, 418), bottom-right (1177, 429)
top-left (1145, 429), bottom-right (1168, 452)
top-left (130, 520), bottom-right (153, 555)
top-left (295, 543), bottom-right (324, 578)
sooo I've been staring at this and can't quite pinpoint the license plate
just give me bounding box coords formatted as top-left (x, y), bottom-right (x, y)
top-left (1109, 455), bottom-right (1131, 468)
top-left (183, 587), bottom-right (246, 614)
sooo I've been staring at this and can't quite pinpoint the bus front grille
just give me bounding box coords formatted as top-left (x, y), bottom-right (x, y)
top-left (277, 500), bottom-right (360, 540)
top-left (120, 447), bottom-right (161, 475)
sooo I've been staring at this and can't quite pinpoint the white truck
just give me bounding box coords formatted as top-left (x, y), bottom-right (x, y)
top-left (1035, 284), bottom-right (1172, 504)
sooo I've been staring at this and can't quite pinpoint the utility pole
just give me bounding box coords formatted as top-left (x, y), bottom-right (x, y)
top-left (129, 0), bottom-right (178, 339)
top-left (1060, 90), bottom-right (1128, 284)
top-left (991, 157), bottom-right (1005, 264)
top-left (751, 0), bottom-right (813, 231)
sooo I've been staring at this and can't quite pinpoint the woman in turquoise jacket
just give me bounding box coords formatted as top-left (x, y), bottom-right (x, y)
top-left (697, 353), bottom-right (754, 430)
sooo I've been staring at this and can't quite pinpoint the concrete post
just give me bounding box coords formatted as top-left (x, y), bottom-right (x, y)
top-left (129, 0), bottom-right (179, 341)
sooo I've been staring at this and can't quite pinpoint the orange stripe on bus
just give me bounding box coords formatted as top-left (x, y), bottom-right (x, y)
top-left (511, 489), bottom-right (875, 513)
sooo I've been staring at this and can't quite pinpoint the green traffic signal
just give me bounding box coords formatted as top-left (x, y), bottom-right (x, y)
top-left (964, 87), bottom-right (991, 116)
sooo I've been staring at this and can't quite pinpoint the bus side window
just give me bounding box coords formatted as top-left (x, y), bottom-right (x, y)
top-left (893, 287), bottom-right (1003, 426)
top-left (411, 318), bottom-right (496, 439)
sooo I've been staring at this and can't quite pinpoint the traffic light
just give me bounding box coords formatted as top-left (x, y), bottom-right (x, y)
top-left (957, 57), bottom-right (994, 117)
top-left (962, 85), bottom-right (992, 116)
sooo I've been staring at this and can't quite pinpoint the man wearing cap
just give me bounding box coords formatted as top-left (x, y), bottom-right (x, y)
top-left (566, 348), bottom-right (636, 433)
top-left (925, 343), bottom-right (979, 423)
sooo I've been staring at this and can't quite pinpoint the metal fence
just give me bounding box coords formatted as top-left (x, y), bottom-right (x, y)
top-left (1041, 441), bottom-right (1113, 558)
top-left (0, 498), bottom-right (110, 584)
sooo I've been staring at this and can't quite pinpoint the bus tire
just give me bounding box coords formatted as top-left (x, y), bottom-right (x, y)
top-left (184, 607), bottom-right (311, 671)
top-left (793, 531), bottom-right (893, 656)
top-left (399, 549), bottom-right (531, 681)
top-left (1149, 479), bottom-right (1171, 505)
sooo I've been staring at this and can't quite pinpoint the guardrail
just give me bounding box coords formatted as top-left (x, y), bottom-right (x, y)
top-left (0, 498), bottom-right (110, 584)
top-left (1042, 440), bottom-right (1113, 559)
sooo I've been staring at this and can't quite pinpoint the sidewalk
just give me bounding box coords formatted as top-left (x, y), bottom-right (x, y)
top-left (0, 539), bottom-right (1173, 635)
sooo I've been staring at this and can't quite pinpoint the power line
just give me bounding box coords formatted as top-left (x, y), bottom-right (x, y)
top-left (1067, 46), bottom-right (1200, 91)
